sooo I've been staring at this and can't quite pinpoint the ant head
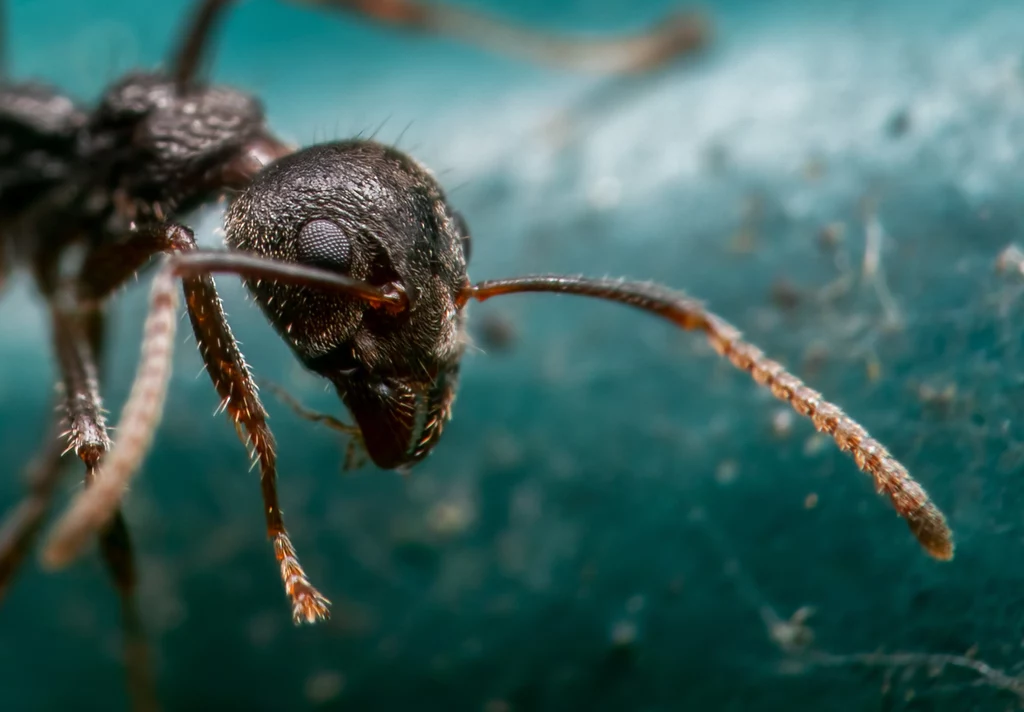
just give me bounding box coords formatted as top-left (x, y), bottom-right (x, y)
top-left (225, 140), bottom-right (473, 469)
top-left (88, 73), bottom-right (290, 217)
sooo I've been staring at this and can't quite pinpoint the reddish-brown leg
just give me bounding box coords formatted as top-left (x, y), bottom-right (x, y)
top-left (175, 245), bottom-right (398, 623)
top-left (0, 222), bottom-right (179, 707)
top-left (170, 0), bottom-right (235, 90)
top-left (179, 249), bottom-right (333, 624)
top-left (294, 0), bottom-right (710, 73)
top-left (166, 0), bottom-right (710, 84)
top-left (46, 229), bottom-right (403, 622)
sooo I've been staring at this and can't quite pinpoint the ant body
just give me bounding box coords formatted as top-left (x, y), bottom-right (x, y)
top-left (0, 0), bottom-right (949, 708)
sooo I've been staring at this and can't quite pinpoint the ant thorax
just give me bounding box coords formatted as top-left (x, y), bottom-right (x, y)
top-left (86, 72), bottom-right (289, 224)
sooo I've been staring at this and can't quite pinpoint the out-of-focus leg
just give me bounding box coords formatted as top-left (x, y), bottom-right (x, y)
top-left (294, 0), bottom-right (710, 73)
top-left (50, 302), bottom-right (160, 712)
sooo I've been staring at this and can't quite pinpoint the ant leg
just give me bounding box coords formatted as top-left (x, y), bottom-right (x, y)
top-left (170, 0), bottom-right (235, 91)
top-left (101, 519), bottom-right (160, 712)
top-left (49, 303), bottom-right (160, 712)
top-left (95, 513), bottom-right (159, 712)
top-left (169, 0), bottom-right (709, 78)
top-left (2, 223), bottom-right (195, 595)
top-left (177, 253), bottom-right (334, 624)
top-left (46, 235), bottom-right (398, 623)
top-left (264, 381), bottom-right (367, 471)
top-left (76, 224), bottom-right (197, 303)
top-left (294, 0), bottom-right (710, 73)
top-left (51, 305), bottom-right (112, 477)
top-left (264, 381), bottom-right (361, 436)
top-left (0, 305), bottom-right (110, 599)
top-left (464, 276), bottom-right (953, 561)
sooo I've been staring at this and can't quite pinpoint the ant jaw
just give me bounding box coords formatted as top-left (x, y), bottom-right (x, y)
top-left (333, 369), bottom-right (457, 471)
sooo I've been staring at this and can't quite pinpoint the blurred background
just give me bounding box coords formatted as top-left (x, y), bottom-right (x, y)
top-left (2, 0), bottom-right (1024, 709)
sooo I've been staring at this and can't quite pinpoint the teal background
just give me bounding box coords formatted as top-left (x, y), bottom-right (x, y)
top-left (2, 0), bottom-right (1024, 710)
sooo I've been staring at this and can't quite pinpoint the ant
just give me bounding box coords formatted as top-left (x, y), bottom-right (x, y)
top-left (1, 0), bottom-right (950, 705)
top-left (0, 0), bottom-right (709, 706)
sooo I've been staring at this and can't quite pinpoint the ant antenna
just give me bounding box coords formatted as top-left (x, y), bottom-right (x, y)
top-left (462, 275), bottom-right (953, 560)
top-left (171, 0), bottom-right (235, 92)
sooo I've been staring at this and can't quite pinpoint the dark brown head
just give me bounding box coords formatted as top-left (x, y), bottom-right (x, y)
top-left (224, 140), bottom-right (472, 469)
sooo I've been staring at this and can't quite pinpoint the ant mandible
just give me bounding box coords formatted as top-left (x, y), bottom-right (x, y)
top-left (7, 0), bottom-right (949, 641)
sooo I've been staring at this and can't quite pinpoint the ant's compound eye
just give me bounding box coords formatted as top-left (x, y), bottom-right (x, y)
top-left (452, 211), bottom-right (471, 264)
top-left (297, 218), bottom-right (352, 272)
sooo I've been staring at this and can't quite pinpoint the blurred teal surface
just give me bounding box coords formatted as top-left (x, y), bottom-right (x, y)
top-left (2, 0), bottom-right (1024, 710)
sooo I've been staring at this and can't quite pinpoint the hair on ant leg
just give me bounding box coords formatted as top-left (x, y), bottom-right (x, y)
top-left (42, 240), bottom-right (404, 623)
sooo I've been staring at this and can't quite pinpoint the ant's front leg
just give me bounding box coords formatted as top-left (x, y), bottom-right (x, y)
top-left (178, 236), bottom-right (333, 624)
top-left (77, 222), bottom-right (332, 624)
top-left (76, 224), bottom-right (197, 303)
top-left (45, 233), bottom-right (403, 621)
